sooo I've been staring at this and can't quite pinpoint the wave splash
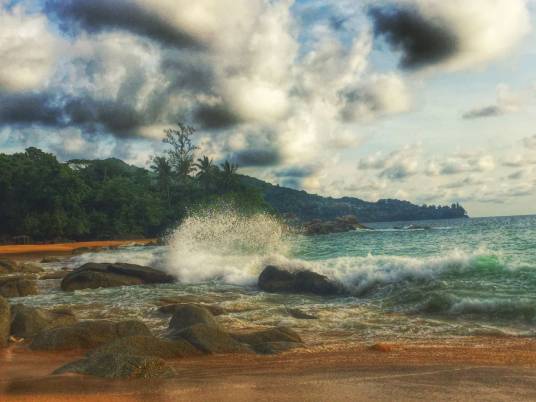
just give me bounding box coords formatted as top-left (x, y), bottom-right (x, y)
top-left (165, 205), bottom-right (290, 285)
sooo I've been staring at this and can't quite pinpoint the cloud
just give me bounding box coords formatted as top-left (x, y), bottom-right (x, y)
top-left (45, 0), bottom-right (200, 48)
top-left (358, 147), bottom-right (420, 181)
top-left (369, 0), bottom-right (530, 72)
top-left (523, 134), bottom-right (536, 149)
top-left (233, 148), bottom-right (281, 167)
top-left (0, 5), bottom-right (61, 91)
top-left (426, 154), bottom-right (495, 176)
top-left (462, 84), bottom-right (522, 119)
top-left (339, 73), bottom-right (411, 121)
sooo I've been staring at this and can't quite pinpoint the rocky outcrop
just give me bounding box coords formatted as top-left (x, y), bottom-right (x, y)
top-left (231, 327), bottom-right (303, 354)
top-left (258, 265), bottom-right (343, 296)
top-left (174, 324), bottom-right (251, 354)
top-left (88, 335), bottom-right (200, 360)
top-left (0, 296), bottom-right (10, 347)
top-left (61, 262), bottom-right (175, 291)
top-left (10, 305), bottom-right (77, 339)
top-left (54, 353), bottom-right (175, 379)
top-left (287, 308), bottom-right (318, 320)
top-left (30, 320), bottom-right (151, 350)
top-left (0, 277), bottom-right (38, 298)
top-left (303, 215), bottom-right (369, 236)
top-left (168, 304), bottom-right (220, 334)
top-left (0, 259), bottom-right (43, 275)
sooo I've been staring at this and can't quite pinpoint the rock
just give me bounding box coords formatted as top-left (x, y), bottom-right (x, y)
top-left (0, 259), bottom-right (43, 275)
top-left (30, 320), bottom-right (151, 351)
top-left (40, 257), bottom-right (62, 263)
top-left (88, 335), bottom-right (200, 359)
top-left (232, 327), bottom-right (303, 355)
top-left (303, 215), bottom-right (369, 236)
top-left (160, 303), bottom-right (225, 317)
top-left (0, 277), bottom-right (38, 298)
top-left (10, 305), bottom-right (77, 339)
top-left (258, 265), bottom-right (343, 296)
top-left (39, 271), bottom-right (71, 280)
top-left (174, 324), bottom-right (251, 354)
top-left (168, 304), bottom-right (220, 334)
top-left (287, 308), bottom-right (318, 320)
top-left (0, 296), bottom-right (10, 347)
top-left (61, 262), bottom-right (175, 291)
top-left (54, 353), bottom-right (175, 379)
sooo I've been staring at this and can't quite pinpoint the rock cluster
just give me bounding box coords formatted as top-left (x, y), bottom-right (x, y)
top-left (303, 215), bottom-right (369, 235)
top-left (258, 265), bottom-right (343, 296)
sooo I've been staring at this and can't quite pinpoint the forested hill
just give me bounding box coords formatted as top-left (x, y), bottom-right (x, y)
top-left (0, 147), bottom-right (467, 243)
top-left (240, 176), bottom-right (468, 223)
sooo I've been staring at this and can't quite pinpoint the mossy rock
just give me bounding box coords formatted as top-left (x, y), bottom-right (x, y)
top-left (175, 324), bottom-right (251, 354)
top-left (0, 296), bottom-right (10, 347)
top-left (0, 277), bottom-right (38, 298)
top-left (10, 305), bottom-right (77, 339)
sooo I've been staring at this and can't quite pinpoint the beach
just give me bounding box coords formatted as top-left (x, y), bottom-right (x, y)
top-left (3, 337), bottom-right (536, 401)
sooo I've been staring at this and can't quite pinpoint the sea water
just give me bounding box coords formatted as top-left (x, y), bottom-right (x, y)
top-left (18, 212), bottom-right (536, 344)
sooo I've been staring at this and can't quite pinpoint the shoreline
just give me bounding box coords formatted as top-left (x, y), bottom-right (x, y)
top-left (3, 337), bottom-right (536, 401)
top-left (0, 239), bottom-right (157, 258)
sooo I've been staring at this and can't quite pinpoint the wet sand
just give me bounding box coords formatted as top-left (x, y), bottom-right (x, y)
top-left (2, 338), bottom-right (536, 402)
top-left (0, 240), bottom-right (156, 258)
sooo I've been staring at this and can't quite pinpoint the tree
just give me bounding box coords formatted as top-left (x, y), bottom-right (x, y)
top-left (151, 156), bottom-right (172, 206)
top-left (194, 156), bottom-right (217, 190)
top-left (219, 160), bottom-right (239, 192)
top-left (163, 123), bottom-right (198, 180)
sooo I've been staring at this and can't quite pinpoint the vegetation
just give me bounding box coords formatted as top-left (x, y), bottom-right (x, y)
top-left (0, 124), bottom-right (269, 242)
top-left (240, 176), bottom-right (468, 223)
top-left (0, 123), bottom-right (467, 242)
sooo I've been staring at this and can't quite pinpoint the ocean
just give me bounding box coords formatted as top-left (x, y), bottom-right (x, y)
top-left (19, 212), bottom-right (536, 344)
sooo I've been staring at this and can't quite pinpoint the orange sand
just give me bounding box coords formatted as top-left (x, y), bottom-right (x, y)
top-left (2, 338), bottom-right (536, 401)
top-left (0, 240), bottom-right (156, 257)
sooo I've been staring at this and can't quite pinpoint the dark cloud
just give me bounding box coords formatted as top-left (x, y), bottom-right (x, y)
top-left (462, 105), bottom-right (503, 119)
top-left (233, 148), bottom-right (281, 167)
top-left (0, 92), bottom-right (64, 126)
top-left (46, 0), bottom-right (201, 49)
top-left (368, 5), bottom-right (459, 69)
top-left (194, 104), bottom-right (241, 130)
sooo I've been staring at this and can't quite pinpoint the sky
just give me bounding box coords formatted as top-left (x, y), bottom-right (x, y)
top-left (0, 0), bottom-right (535, 217)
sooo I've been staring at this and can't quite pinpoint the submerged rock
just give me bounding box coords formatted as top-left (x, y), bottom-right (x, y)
top-left (61, 262), bottom-right (175, 291)
top-left (54, 353), bottom-right (175, 379)
top-left (30, 319), bottom-right (151, 351)
top-left (0, 296), bottom-right (10, 347)
top-left (39, 270), bottom-right (71, 280)
top-left (40, 257), bottom-right (62, 263)
top-left (286, 308), bottom-right (318, 320)
top-left (0, 277), bottom-right (38, 298)
top-left (88, 335), bottom-right (200, 359)
top-left (258, 265), bottom-right (343, 296)
top-left (10, 305), bottom-right (77, 339)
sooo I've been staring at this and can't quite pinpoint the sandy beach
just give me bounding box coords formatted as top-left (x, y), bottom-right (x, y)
top-left (2, 337), bottom-right (536, 401)
top-left (0, 240), bottom-right (156, 258)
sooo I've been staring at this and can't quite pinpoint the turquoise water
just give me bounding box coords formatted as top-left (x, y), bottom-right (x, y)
top-left (18, 215), bottom-right (536, 343)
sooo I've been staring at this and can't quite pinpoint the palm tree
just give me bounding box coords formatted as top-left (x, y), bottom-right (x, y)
top-left (219, 160), bottom-right (239, 192)
top-left (194, 156), bottom-right (216, 190)
top-left (150, 156), bottom-right (172, 206)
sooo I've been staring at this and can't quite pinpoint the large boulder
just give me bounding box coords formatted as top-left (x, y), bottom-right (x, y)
top-left (258, 265), bottom-right (343, 295)
top-left (0, 259), bottom-right (18, 274)
top-left (231, 327), bottom-right (303, 354)
top-left (30, 320), bottom-right (151, 351)
top-left (10, 305), bottom-right (77, 339)
top-left (54, 353), bottom-right (175, 379)
top-left (88, 335), bottom-right (200, 359)
top-left (0, 277), bottom-right (38, 298)
top-left (0, 296), bottom-right (10, 347)
top-left (61, 262), bottom-right (175, 291)
top-left (168, 304), bottom-right (220, 334)
top-left (174, 324), bottom-right (251, 354)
